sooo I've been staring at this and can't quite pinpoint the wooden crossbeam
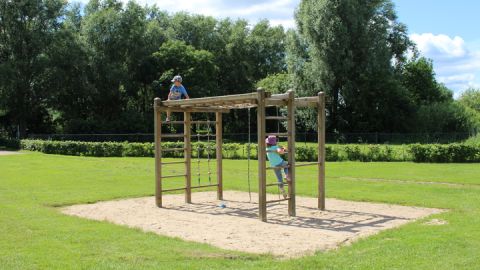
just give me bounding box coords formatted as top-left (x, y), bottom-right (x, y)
top-left (161, 134), bottom-right (185, 138)
top-left (160, 92), bottom-right (263, 107)
top-left (295, 97), bottom-right (319, 108)
top-left (295, 162), bottom-right (320, 168)
top-left (162, 187), bottom-right (187, 192)
top-left (266, 198), bottom-right (290, 204)
top-left (161, 161), bottom-right (186, 165)
top-left (161, 148), bottom-right (186, 152)
top-left (161, 174), bottom-right (187, 179)
top-left (190, 183), bottom-right (219, 189)
top-left (266, 182), bottom-right (287, 187)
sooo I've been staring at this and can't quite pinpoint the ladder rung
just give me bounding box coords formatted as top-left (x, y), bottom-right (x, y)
top-left (295, 162), bottom-right (319, 168)
top-left (266, 165), bottom-right (290, 169)
top-left (267, 133), bottom-right (289, 137)
top-left (161, 148), bottom-right (186, 152)
top-left (265, 116), bottom-right (288, 120)
top-left (162, 187), bottom-right (187, 192)
top-left (190, 183), bottom-right (219, 189)
top-left (161, 174), bottom-right (187, 179)
top-left (161, 161), bottom-right (186, 165)
top-left (162, 134), bottom-right (185, 138)
top-left (266, 182), bottom-right (287, 187)
top-left (191, 121), bottom-right (216, 125)
top-left (162, 121), bottom-right (184, 125)
top-left (266, 198), bottom-right (290, 204)
top-left (192, 134), bottom-right (216, 137)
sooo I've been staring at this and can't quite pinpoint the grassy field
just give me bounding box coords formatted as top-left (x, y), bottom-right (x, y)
top-left (1, 152), bottom-right (480, 269)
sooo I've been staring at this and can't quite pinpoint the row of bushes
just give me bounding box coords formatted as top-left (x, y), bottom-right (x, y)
top-left (18, 139), bottom-right (480, 162)
top-left (409, 143), bottom-right (480, 163)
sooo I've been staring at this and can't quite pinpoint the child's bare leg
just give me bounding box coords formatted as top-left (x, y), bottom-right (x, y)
top-left (166, 110), bottom-right (171, 121)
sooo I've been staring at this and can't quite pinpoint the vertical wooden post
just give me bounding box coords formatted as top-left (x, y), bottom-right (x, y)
top-left (287, 90), bottom-right (296, 216)
top-left (184, 111), bottom-right (192, 203)
top-left (154, 98), bottom-right (163, 207)
top-left (257, 88), bottom-right (267, 222)
top-left (216, 112), bottom-right (223, 200)
top-left (318, 92), bottom-right (326, 210)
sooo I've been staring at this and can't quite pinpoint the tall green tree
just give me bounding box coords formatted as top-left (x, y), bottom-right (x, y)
top-left (401, 57), bottom-right (452, 105)
top-left (290, 0), bottom-right (413, 132)
top-left (0, 0), bottom-right (66, 136)
top-left (459, 88), bottom-right (480, 113)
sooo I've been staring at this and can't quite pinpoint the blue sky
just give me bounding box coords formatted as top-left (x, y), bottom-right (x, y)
top-left (76, 0), bottom-right (480, 96)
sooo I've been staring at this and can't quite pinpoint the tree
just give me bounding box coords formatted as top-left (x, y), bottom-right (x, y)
top-left (415, 102), bottom-right (480, 133)
top-left (0, 0), bottom-right (66, 136)
top-left (256, 73), bottom-right (293, 94)
top-left (459, 88), bottom-right (480, 113)
top-left (401, 57), bottom-right (452, 105)
top-left (152, 40), bottom-right (218, 99)
top-left (290, 0), bottom-right (414, 132)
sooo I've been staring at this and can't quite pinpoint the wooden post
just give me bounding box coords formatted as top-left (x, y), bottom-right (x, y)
top-left (287, 90), bottom-right (296, 216)
top-left (318, 92), bottom-right (326, 210)
top-left (257, 88), bottom-right (267, 222)
top-left (154, 98), bottom-right (163, 207)
top-left (184, 111), bottom-right (192, 203)
top-left (216, 112), bottom-right (223, 200)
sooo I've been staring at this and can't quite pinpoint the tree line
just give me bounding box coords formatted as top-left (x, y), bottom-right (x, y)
top-left (1, 0), bottom-right (479, 138)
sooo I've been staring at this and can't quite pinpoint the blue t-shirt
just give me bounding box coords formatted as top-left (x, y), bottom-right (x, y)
top-left (169, 85), bottom-right (188, 100)
top-left (266, 145), bottom-right (284, 167)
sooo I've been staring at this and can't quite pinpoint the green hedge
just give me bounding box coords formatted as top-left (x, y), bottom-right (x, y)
top-left (18, 139), bottom-right (480, 163)
top-left (409, 143), bottom-right (480, 163)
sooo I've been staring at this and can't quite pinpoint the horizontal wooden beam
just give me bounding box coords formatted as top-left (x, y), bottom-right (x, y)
top-left (266, 132), bottom-right (289, 137)
top-left (161, 148), bottom-right (186, 152)
top-left (266, 182), bottom-right (287, 186)
top-left (160, 92), bottom-right (265, 107)
top-left (162, 187), bottom-right (187, 192)
top-left (265, 116), bottom-right (289, 120)
top-left (161, 134), bottom-right (185, 138)
top-left (161, 174), bottom-right (187, 179)
top-left (269, 93), bottom-right (290, 100)
top-left (295, 162), bottom-right (320, 168)
top-left (266, 198), bottom-right (290, 204)
top-left (265, 99), bottom-right (287, 107)
top-left (161, 161), bottom-right (186, 165)
top-left (295, 97), bottom-right (319, 108)
top-left (156, 107), bottom-right (230, 113)
top-left (190, 183), bottom-right (219, 189)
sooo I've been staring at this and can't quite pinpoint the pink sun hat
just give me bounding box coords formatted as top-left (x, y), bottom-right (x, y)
top-left (265, 135), bottom-right (277, 145)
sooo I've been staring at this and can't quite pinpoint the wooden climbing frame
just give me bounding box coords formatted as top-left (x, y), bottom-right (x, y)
top-left (153, 88), bottom-right (326, 222)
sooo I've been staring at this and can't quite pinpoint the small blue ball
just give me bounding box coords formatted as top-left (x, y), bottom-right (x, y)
top-left (219, 203), bottom-right (226, 208)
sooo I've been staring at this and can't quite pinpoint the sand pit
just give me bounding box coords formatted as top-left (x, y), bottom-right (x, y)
top-left (0, 150), bottom-right (21, 156)
top-left (62, 191), bottom-right (443, 257)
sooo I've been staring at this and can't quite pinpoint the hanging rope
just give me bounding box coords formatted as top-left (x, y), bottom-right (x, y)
top-left (206, 114), bottom-right (212, 184)
top-left (247, 107), bottom-right (252, 202)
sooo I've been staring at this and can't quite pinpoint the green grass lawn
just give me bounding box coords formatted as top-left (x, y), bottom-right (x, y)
top-left (1, 152), bottom-right (480, 269)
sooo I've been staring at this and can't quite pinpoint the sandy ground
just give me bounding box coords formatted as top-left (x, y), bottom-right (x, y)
top-left (62, 191), bottom-right (443, 257)
top-left (0, 150), bottom-right (21, 156)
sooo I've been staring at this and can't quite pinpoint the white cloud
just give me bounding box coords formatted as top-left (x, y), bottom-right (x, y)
top-left (74, 0), bottom-right (299, 28)
top-left (410, 33), bottom-right (480, 96)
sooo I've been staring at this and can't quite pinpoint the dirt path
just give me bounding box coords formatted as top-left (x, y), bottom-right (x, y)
top-left (62, 191), bottom-right (443, 258)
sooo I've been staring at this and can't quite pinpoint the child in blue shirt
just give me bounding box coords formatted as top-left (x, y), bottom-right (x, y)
top-left (266, 135), bottom-right (290, 198)
top-left (166, 75), bottom-right (189, 122)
